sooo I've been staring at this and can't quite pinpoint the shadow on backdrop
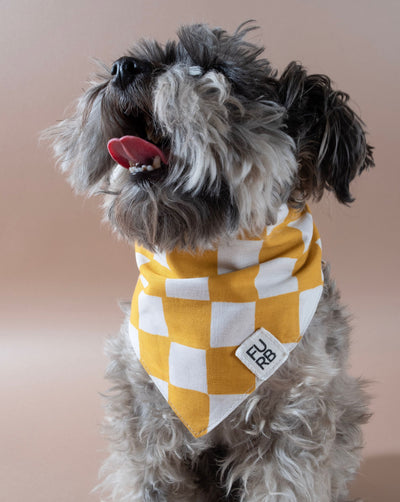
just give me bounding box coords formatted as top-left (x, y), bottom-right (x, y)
top-left (350, 455), bottom-right (400, 502)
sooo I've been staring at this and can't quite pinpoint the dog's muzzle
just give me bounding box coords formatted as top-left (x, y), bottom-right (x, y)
top-left (111, 57), bottom-right (152, 89)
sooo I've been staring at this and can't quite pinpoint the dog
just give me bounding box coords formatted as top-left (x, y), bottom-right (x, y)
top-left (46, 22), bottom-right (374, 502)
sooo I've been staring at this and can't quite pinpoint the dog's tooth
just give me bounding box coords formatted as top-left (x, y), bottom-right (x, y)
top-left (129, 162), bottom-right (160, 175)
top-left (153, 156), bottom-right (161, 169)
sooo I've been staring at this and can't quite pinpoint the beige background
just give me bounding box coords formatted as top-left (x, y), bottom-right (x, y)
top-left (1, 0), bottom-right (399, 500)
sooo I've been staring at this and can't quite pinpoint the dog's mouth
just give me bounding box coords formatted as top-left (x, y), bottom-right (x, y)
top-left (107, 135), bottom-right (169, 176)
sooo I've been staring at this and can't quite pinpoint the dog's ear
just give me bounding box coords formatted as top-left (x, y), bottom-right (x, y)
top-left (278, 62), bottom-right (374, 204)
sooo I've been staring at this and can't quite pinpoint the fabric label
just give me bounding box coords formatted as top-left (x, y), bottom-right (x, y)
top-left (235, 328), bottom-right (289, 381)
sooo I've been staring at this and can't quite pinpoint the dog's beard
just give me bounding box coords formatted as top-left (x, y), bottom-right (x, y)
top-left (104, 167), bottom-right (239, 252)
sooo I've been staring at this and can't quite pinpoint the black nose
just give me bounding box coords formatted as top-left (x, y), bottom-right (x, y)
top-left (111, 57), bottom-right (152, 88)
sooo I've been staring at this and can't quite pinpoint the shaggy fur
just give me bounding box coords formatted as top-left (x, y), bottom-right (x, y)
top-left (45, 22), bottom-right (373, 501)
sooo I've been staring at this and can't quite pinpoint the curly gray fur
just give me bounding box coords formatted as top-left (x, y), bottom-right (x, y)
top-left (44, 22), bottom-right (373, 501)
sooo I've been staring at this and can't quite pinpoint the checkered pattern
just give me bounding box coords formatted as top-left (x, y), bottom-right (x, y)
top-left (129, 204), bottom-right (323, 437)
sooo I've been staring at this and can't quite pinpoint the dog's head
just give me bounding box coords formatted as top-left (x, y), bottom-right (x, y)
top-left (46, 22), bottom-right (374, 251)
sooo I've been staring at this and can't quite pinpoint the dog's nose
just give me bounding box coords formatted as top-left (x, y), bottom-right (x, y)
top-left (111, 57), bottom-right (152, 88)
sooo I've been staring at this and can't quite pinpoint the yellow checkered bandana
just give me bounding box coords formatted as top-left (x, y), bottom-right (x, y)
top-left (129, 204), bottom-right (323, 437)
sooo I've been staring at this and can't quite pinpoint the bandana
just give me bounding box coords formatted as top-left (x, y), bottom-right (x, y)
top-left (128, 205), bottom-right (323, 437)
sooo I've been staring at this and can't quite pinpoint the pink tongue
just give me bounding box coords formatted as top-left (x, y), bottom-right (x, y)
top-left (107, 136), bottom-right (168, 169)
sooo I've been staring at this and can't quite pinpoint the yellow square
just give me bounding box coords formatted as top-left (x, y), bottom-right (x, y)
top-left (167, 248), bottom-right (219, 278)
top-left (138, 332), bottom-right (170, 382)
top-left (255, 292), bottom-right (300, 344)
top-left (207, 347), bottom-right (256, 395)
top-left (209, 267), bottom-right (259, 302)
top-left (259, 226), bottom-right (305, 262)
top-left (168, 385), bottom-right (210, 437)
top-left (163, 297), bottom-right (212, 349)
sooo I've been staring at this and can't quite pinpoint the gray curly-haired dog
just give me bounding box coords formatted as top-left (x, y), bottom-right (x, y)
top-left (46, 22), bottom-right (373, 502)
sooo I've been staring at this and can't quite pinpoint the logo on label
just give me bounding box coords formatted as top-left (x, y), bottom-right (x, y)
top-left (245, 339), bottom-right (277, 369)
top-left (235, 328), bottom-right (290, 381)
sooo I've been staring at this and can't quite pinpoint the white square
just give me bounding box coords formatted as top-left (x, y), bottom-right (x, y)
top-left (266, 204), bottom-right (289, 235)
top-left (150, 375), bottom-right (169, 402)
top-left (140, 275), bottom-right (149, 288)
top-left (208, 393), bottom-right (248, 432)
top-left (217, 240), bottom-right (263, 274)
top-left (299, 285), bottom-right (323, 335)
top-left (210, 302), bottom-right (255, 348)
top-left (135, 252), bottom-right (150, 269)
top-left (165, 277), bottom-right (210, 301)
top-left (288, 211), bottom-right (313, 252)
top-left (129, 322), bottom-right (140, 359)
top-left (255, 257), bottom-right (298, 298)
top-left (138, 291), bottom-right (169, 336)
top-left (153, 250), bottom-right (170, 269)
top-left (169, 342), bottom-right (207, 393)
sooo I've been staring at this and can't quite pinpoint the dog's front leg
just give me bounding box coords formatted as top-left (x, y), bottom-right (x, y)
top-left (216, 398), bottom-right (337, 502)
top-left (99, 319), bottom-right (214, 502)
top-left (232, 386), bottom-right (366, 502)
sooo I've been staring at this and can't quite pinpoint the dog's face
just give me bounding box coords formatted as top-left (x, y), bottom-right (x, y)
top-left (47, 23), bottom-right (373, 251)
